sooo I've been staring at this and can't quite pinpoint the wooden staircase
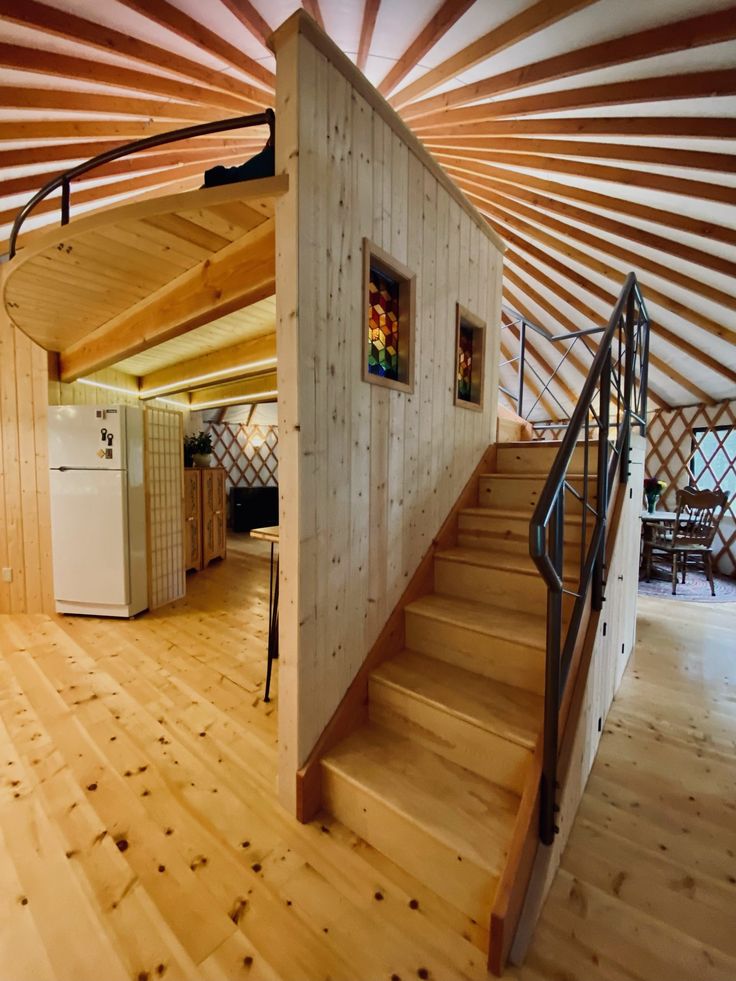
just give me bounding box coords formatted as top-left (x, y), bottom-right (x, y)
top-left (320, 440), bottom-right (594, 966)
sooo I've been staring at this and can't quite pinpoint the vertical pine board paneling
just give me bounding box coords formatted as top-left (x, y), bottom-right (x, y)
top-left (273, 25), bottom-right (504, 807)
top-left (0, 304), bottom-right (53, 613)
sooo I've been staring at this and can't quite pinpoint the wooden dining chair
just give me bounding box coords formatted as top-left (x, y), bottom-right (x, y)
top-left (644, 487), bottom-right (728, 595)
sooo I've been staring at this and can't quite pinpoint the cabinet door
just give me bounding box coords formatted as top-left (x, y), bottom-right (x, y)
top-left (201, 468), bottom-right (226, 565)
top-left (183, 469), bottom-right (202, 571)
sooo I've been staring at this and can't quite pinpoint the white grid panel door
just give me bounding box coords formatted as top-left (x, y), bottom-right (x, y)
top-left (144, 407), bottom-right (186, 609)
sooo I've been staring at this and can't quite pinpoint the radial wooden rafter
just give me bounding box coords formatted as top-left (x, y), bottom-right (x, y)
top-left (0, 0), bottom-right (733, 420)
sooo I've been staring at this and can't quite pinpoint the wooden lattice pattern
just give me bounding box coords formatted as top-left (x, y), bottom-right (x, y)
top-left (207, 423), bottom-right (278, 490)
top-left (144, 407), bottom-right (185, 610)
top-left (646, 401), bottom-right (736, 577)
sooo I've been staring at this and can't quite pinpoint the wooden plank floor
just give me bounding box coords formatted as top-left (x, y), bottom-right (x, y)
top-left (0, 535), bottom-right (494, 981)
top-left (519, 595), bottom-right (736, 981)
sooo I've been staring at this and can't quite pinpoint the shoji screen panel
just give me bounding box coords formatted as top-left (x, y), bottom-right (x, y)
top-left (144, 407), bottom-right (185, 609)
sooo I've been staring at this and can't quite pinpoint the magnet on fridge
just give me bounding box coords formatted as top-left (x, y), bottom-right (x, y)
top-left (107, 434), bottom-right (114, 447)
top-left (100, 428), bottom-right (108, 441)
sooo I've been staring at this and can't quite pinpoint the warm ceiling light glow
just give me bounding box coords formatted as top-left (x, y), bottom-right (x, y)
top-left (143, 357), bottom-right (277, 397)
top-left (77, 377), bottom-right (139, 397)
top-left (193, 389), bottom-right (278, 410)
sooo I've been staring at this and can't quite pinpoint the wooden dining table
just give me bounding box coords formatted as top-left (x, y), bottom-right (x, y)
top-left (639, 510), bottom-right (678, 578)
top-left (250, 525), bottom-right (279, 703)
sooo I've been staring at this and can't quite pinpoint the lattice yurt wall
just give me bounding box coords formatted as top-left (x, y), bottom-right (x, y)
top-left (203, 403), bottom-right (279, 493)
top-left (646, 400), bottom-right (736, 577)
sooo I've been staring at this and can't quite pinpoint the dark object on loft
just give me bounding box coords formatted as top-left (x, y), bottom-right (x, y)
top-left (230, 485), bottom-right (278, 533)
top-left (203, 142), bottom-right (275, 188)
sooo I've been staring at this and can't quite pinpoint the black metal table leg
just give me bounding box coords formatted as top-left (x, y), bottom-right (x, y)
top-left (264, 542), bottom-right (279, 702)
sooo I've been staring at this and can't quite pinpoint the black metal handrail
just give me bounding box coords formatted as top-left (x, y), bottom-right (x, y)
top-left (8, 109), bottom-right (275, 259)
top-left (528, 272), bottom-right (650, 845)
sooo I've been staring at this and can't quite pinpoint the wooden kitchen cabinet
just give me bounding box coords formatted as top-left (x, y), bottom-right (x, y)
top-left (184, 467), bottom-right (227, 571)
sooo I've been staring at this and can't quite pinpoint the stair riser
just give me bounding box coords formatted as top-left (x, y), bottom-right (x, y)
top-left (479, 475), bottom-right (593, 514)
top-left (496, 443), bottom-right (591, 474)
top-left (321, 764), bottom-right (499, 923)
top-left (434, 558), bottom-right (576, 620)
top-left (405, 609), bottom-right (544, 694)
top-left (457, 512), bottom-right (585, 555)
top-left (368, 682), bottom-right (531, 795)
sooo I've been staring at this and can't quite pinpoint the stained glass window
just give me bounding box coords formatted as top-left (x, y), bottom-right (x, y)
top-left (454, 305), bottom-right (485, 409)
top-left (367, 266), bottom-right (400, 381)
top-left (457, 324), bottom-right (474, 402)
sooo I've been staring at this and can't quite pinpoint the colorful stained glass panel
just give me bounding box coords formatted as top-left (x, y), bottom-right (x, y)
top-left (367, 266), bottom-right (400, 381)
top-left (457, 323), bottom-right (474, 402)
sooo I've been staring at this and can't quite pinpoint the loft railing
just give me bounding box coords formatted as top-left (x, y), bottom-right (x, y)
top-left (499, 306), bottom-right (605, 426)
top-left (8, 109), bottom-right (275, 259)
top-left (527, 273), bottom-right (649, 845)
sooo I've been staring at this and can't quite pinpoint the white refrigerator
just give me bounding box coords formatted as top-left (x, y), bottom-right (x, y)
top-left (48, 404), bottom-right (148, 617)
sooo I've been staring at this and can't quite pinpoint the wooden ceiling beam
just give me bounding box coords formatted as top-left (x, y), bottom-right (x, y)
top-left (412, 116), bottom-right (736, 140)
top-left (439, 165), bottom-right (736, 282)
top-left (301, 0), bottom-right (326, 32)
top-left (390, 0), bottom-right (595, 109)
top-left (473, 191), bottom-right (735, 346)
top-left (188, 370), bottom-right (278, 408)
top-left (423, 136), bottom-right (736, 176)
top-left (0, 137), bottom-right (258, 171)
top-left (218, 0), bottom-right (273, 48)
top-left (0, 0), bottom-right (266, 103)
top-left (0, 121), bottom-right (201, 142)
top-left (114, 0), bottom-right (274, 92)
top-left (401, 4), bottom-right (736, 119)
top-left (435, 147), bottom-right (736, 207)
top-left (475, 200), bottom-right (736, 387)
top-left (457, 174), bottom-right (736, 314)
top-left (356, 0), bottom-right (380, 72)
top-left (505, 260), bottom-right (711, 406)
top-left (437, 156), bottom-right (736, 253)
top-left (0, 85), bottom-right (222, 121)
top-left (0, 159), bottom-right (247, 249)
top-left (0, 41), bottom-right (260, 114)
top-left (377, 0), bottom-right (476, 96)
top-left (139, 332), bottom-right (277, 398)
top-left (407, 68), bottom-right (736, 128)
top-left (1, 145), bottom-right (252, 201)
top-left (59, 218), bottom-right (275, 382)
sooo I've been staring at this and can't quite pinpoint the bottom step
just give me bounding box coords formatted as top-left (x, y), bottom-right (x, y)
top-left (321, 723), bottom-right (519, 924)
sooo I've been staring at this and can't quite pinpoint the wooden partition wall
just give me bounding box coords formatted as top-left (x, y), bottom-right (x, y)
top-left (271, 12), bottom-right (504, 810)
top-left (0, 299), bottom-right (53, 613)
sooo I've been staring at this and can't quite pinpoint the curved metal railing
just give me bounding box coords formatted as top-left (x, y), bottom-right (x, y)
top-left (8, 108), bottom-right (275, 258)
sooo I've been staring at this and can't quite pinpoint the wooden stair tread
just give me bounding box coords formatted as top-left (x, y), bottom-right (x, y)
top-left (372, 650), bottom-right (542, 750)
top-left (499, 440), bottom-right (598, 448)
top-left (461, 505), bottom-right (584, 524)
top-left (479, 472), bottom-right (586, 479)
top-left (406, 594), bottom-right (546, 650)
top-left (434, 546), bottom-right (578, 581)
top-left (322, 722), bottom-right (518, 873)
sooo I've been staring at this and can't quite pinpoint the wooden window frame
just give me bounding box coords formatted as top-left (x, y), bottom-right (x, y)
top-left (362, 238), bottom-right (416, 394)
top-left (454, 303), bottom-right (486, 411)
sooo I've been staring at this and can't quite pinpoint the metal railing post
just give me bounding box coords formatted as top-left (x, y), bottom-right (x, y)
top-left (517, 319), bottom-right (527, 418)
top-left (60, 177), bottom-right (70, 226)
top-left (592, 349), bottom-right (611, 612)
top-left (620, 290), bottom-right (635, 483)
top-left (540, 492), bottom-right (563, 846)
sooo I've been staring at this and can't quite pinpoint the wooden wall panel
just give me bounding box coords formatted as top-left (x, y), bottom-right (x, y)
top-left (0, 298), bottom-right (53, 614)
top-left (273, 18), bottom-right (504, 810)
top-left (144, 407), bottom-right (185, 610)
top-left (646, 400), bottom-right (736, 576)
top-left (49, 366), bottom-right (140, 407)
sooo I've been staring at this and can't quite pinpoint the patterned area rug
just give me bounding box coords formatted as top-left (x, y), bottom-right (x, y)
top-left (638, 558), bottom-right (736, 603)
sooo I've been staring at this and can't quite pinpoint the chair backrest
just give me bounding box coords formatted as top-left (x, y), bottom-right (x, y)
top-left (673, 487), bottom-right (728, 548)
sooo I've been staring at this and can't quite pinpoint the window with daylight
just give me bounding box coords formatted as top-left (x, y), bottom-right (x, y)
top-left (690, 426), bottom-right (736, 505)
top-left (454, 304), bottom-right (485, 410)
top-left (363, 239), bottom-right (415, 393)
